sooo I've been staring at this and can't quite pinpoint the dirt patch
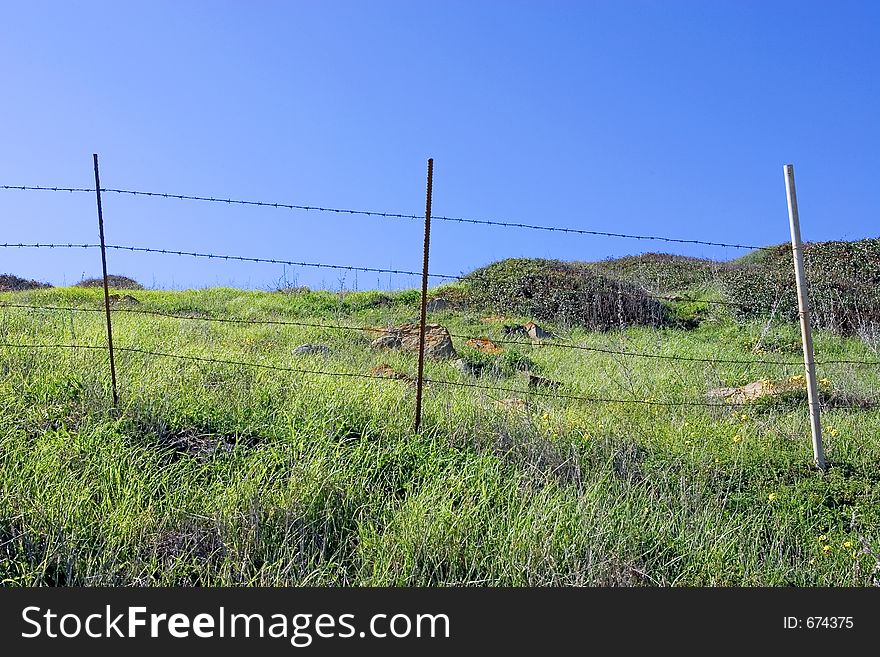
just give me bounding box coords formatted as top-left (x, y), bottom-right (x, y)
top-left (370, 363), bottom-right (415, 384)
top-left (466, 337), bottom-right (503, 355)
top-left (155, 428), bottom-right (260, 461)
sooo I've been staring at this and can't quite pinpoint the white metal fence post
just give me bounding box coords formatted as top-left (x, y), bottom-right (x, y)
top-left (783, 163), bottom-right (826, 471)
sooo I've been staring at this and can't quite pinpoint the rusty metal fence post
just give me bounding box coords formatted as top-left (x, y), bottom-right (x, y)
top-left (414, 158), bottom-right (434, 432)
top-left (93, 153), bottom-right (119, 407)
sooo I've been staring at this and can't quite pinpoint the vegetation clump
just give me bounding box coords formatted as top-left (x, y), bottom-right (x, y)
top-left (76, 274), bottom-right (144, 290)
top-left (593, 253), bottom-right (721, 293)
top-left (462, 258), bottom-right (666, 330)
top-left (721, 239), bottom-right (880, 335)
top-left (0, 274), bottom-right (51, 292)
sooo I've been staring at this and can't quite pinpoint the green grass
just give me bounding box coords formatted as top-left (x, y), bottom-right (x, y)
top-left (2, 284), bottom-right (879, 586)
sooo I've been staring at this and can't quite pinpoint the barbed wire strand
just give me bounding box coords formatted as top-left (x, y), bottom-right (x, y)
top-left (0, 243), bottom-right (779, 310)
top-left (3, 302), bottom-right (880, 368)
top-left (0, 342), bottom-right (395, 384)
top-left (1, 184), bottom-right (771, 251)
top-left (0, 242), bottom-right (460, 280)
top-left (0, 341), bottom-right (817, 409)
top-left (1, 243), bottom-right (98, 249)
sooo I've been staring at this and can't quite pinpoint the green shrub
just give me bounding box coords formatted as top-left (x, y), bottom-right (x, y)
top-left (76, 275), bottom-right (143, 290)
top-left (592, 253), bottom-right (721, 293)
top-left (0, 274), bottom-right (51, 292)
top-left (461, 258), bottom-right (666, 330)
top-left (720, 239), bottom-right (880, 335)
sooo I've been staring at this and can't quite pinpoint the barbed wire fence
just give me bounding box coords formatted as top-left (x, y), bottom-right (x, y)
top-left (2, 158), bottom-right (878, 470)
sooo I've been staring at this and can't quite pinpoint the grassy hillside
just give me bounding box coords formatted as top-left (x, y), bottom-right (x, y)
top-left (2, 281), bottom-right (880, 586)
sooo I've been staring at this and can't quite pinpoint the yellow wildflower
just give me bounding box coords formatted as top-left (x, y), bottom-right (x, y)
top-left (843, 540), bottom-right (853, 549)
top-left (818, 535), bottom-right (828, 542)
top-left (768, 493), bottom-right (777, 502)
top-left (732, 435), bottom-right (742, 444)
top-left (822, 544), bottom-right (833, 554)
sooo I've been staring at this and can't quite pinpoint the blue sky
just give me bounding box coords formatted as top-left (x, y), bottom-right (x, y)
top-left (1, 1), bottom-right (878, 290)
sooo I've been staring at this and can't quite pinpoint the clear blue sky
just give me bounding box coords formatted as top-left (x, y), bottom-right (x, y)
top-left (1, 1), bottom-right (878, 290)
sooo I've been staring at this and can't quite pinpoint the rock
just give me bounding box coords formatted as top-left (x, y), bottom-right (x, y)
top-left (528, 373), bottom-right (562, 390)
top-left (370, 323), bottom-right (457, 359)
top-left (707, 377), bottom-right (806, 404)
top-left (525, 321), bottom-right (553, 341)
top-left (401, 324), bottom-right (457, 359)
top-left (370, 334), bottom-right (402, 350)
top-left (292, 344), bottom-right (330, 356)
top-left (426, 298), bottom-right (450, 312)
top-left (465, 337), bottom-right (503, 354)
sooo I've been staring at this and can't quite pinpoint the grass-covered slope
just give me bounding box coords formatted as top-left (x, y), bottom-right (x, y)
top-left (2, 282), bottom-right (879, 586)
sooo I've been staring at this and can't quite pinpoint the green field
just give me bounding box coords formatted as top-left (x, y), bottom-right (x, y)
top-left (2, 280), bottom-right (880, 586)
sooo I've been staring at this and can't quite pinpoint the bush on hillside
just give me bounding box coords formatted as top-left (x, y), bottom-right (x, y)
top-left (592, 253), bottom-right (721, 293)
top-left (720, 239), bottom-right (880, 335)
top-left (0, 274), bottom-right (52, 292)
top-left (462, 258), bottom-right (666, 330)
top-left (76, 275), bottom-right (143, 290)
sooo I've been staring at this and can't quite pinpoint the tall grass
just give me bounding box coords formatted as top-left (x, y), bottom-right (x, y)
top-left (1, 285), bottom-right (879, 586)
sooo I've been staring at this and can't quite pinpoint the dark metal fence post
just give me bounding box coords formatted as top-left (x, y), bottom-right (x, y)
top-left (93, 153), bottom-right (119, 407)
top-left (414, 158), bottom-right (433, 432)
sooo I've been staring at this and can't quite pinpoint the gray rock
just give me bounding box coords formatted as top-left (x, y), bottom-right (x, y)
top-left (370, 334), bottom-right (402, 350)
top-left (292, 344), bottom-right (330, 356)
